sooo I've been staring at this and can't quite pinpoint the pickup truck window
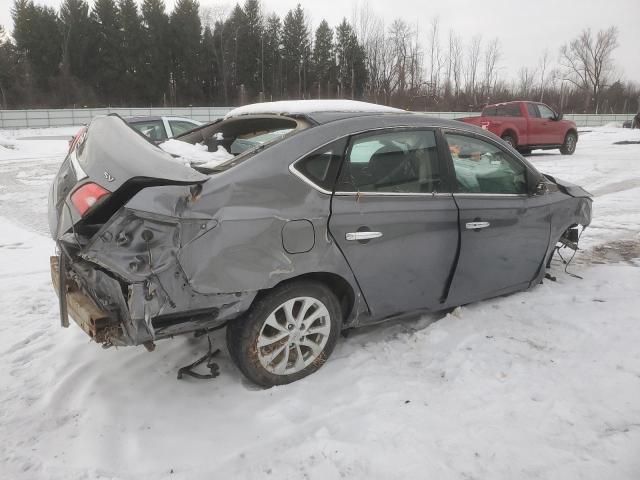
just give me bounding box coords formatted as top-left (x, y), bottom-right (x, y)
top-left (527, 103), bottom-right (540, 118)
top-left (445, 133), bottom-right (527, 195)
top-left (537, 104), bottom-right (555, 119)
top-left (482, 104), bottom-right (521, 117)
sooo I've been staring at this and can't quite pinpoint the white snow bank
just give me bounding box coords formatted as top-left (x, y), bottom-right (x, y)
top-left (225, 99), bottom-right (405, 118)
top-left (159, 139), bottom-right (233, 168)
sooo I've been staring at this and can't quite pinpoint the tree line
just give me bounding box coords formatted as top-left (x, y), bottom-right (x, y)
top-left (0, 0), bottom-right (638, 114)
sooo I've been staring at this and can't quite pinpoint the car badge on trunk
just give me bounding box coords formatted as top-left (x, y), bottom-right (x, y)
top-left (103, 171), bottom-right (115, 182)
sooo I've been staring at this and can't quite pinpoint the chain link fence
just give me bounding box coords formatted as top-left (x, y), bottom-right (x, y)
top-left (0, 107), bottom-right (636, 129)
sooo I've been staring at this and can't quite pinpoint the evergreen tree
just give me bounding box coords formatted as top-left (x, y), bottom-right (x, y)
top-left (243, 0), bottom-right (263, 95)
top-left (212, 19), bottom-right (229, 104)
top-left (11, 0), bottom-right (61, 91)
top-left (59, 0), bottom-right (92, 82)
top-left (262, 13), bottom-right (281, 99)
top-left (169, 0), bottom-right (202, 105)
top-left (312, 19), bottom-right (334, 98)
top-left (119, 0), bottom-right (144, 103)
top-left (201, 25), bottom-right (218, 103)
top-left (141, 0), bottom-right (170, 105)
top-left (281, 4), bottom-right (310, 98)
top-left (335, 19), bottom-right (367, 99)
top-left (90, 0), bottom-right (121, 103)
top-left (0, 25), bottom-right (17, 107)
top-left (223, 4), bottom-right (248, 99)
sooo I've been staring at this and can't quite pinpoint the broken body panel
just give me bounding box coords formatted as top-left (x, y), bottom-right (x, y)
top-left (49, 113), bottom-right (592, 348)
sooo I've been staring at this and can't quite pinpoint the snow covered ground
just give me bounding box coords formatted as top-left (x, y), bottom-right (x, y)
top-left (1, 126), bottom-right (639, 480)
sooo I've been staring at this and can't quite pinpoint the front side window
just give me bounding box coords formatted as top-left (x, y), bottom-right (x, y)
top-left (527, 103), bottom-right (540, 118)
top-left (336, 130), bottom-right (443, 194)
top-left (445, 133), bottom-right (528, 194)
top-left (537, 104), bottom-right (555, 119)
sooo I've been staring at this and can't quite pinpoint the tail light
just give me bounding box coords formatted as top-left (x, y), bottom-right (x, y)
top-left (70, 182), bottom-right (110, 216)
top-left (68, 126), bottom-right (88, 154)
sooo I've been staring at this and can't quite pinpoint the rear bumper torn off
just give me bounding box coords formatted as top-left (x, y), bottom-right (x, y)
top-left (50, 255), bottom-right (122, 343)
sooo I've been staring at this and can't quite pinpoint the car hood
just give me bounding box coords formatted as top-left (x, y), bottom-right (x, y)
top-left (544, 174), bottom-right (592, 198)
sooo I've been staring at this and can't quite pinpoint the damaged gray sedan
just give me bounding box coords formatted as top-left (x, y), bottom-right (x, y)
top-left (48, 101), bottom-right (592, 387)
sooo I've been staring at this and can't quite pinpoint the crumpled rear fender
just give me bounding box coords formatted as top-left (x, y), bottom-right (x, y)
top-left (78, 179), bottom-right (365, 342)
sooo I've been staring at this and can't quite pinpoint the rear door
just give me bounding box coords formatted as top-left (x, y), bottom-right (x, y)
top-left (442, 130), bottom-right (550, 306)
top-left (328, 128), bottom-right (459, 320)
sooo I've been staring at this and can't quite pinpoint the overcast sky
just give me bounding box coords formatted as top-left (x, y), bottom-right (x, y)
top-left (1, 0), bottom-right (639, 83)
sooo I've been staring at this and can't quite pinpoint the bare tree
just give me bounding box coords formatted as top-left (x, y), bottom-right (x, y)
top-left (427, 17), bottom-right (442, 98)
top-left (447, 31), bottom-right (463, 99)
top-left (517, 66), bottom-right (537, 97)
top-left (537, 49), bottom-right (550, 101)
top-left (389, 18), bottom-right (410, 97)
top-left (482, 38), bottom-right (500, 100)
top-left (463, 35), bottom-right (482, 105)
top-left (559, 26), bottom-right (619, 112)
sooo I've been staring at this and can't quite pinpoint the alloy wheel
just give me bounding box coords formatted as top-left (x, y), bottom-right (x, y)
top-left (256, 297), bottom-right (332, 375)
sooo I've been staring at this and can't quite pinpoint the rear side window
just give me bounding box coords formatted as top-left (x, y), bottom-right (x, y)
top-left (527, 103), bottom-right (540, 118)
top-left (130, 120), bottom-right (167, 141)
top-left (295, 139), bottom-right (346, 191)
top-left (482, 105), bottom-right (520, 117)
top-left (169, 120), bottom-right (198, 136)
top-left (500, 104), bottom-right (521, 117)
top-left (336, 130), bottom-right (444, 194)
top-left (482, 106), bottom-right (497, 116)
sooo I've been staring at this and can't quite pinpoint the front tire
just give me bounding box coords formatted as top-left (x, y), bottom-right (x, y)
top-left (560, 132), bottom-right (577, 155)
top-left (226, 281), bottom-right (342, 387)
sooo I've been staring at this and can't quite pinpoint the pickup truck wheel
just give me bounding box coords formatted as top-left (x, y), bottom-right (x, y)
top-left (560, 132), bottom-right (577, 155)
top-left (226, 281), bottom-right (342, 387)
top-left (501, 134), bottom-right (516, 148)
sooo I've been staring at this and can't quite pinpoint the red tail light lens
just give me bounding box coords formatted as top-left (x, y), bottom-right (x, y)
top-left (68, 126), bottom-right (87, 153)
top-left (70, 182), bottom-right (110, 216)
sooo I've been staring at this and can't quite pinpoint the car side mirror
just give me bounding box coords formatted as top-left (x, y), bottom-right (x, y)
top-left (533, 181), bottom-right (548, 195)
top-left (552, 112), bottom-right (563, 121)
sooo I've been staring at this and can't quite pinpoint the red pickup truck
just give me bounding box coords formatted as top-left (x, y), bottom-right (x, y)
top-left (458, 101), bottom-right (578, 155)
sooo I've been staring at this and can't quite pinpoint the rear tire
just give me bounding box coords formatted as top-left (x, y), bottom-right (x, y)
top-left (560, 132), bottom-right (577, 155)
top-left (501, 133), bottom-right (516, 148)
top-left (226, 280), bottom-right (342, 387)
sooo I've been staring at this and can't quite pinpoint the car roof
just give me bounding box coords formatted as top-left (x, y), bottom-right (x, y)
top-left (125, 116), bottom-right (200, 124)
top-left (126, 116), bottom-right (163, 123)
top-left (225, 100), bottom-right (404, 118)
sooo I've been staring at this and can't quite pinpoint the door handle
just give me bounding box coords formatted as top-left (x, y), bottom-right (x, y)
top-left (345, 231), bottom-right (383, 241)
top-left (465, 221), bottom-right (490, 230)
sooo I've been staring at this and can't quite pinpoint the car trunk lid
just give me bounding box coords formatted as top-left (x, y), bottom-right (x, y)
top-left (49, 115), bottom-right (208, 240)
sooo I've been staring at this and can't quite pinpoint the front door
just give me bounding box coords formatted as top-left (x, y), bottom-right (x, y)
top-left (526, 102), bottom-right (546, 145)
top-left (442, 131), bottom-right (551, 306)
top-left (328, 128), bottom-right (459, 320)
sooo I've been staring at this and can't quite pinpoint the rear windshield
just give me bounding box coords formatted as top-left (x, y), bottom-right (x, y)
top-left (482, 104), bottom-right (521, 117)
top-left (167, 115), bottom-right (308, 172)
